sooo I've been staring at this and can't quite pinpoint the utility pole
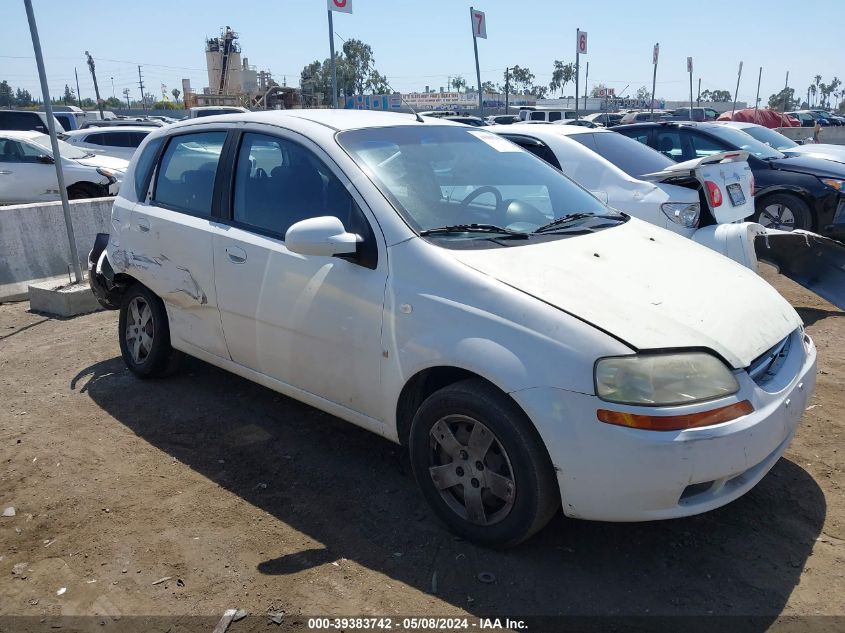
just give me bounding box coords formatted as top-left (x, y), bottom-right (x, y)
top-left (754, 67), bottom-right (762, 123)
top-left (74, 67), bottom-right (82, 108)
top-left (24, 0), bottom-right (82, 284)
top-left (697, 78), bottom-right (701, 106)
top-left (110, 76), bottom-right (115, 99)
top-left (504, 67), bottom-right (509, 113)
top-left (123, 87), bottom-right (130, 109)
top-left (731, 61), bottom-right (743, 118)
top-left (137, 65), bottom-right (147, 112)
top-left (583, 61), bottom-right (589, 111)
top-left (650, 43), bottom-right (658, 118)
top-left (85, 51), bottom-right (104, 119)
top-left (328, 8), bottom-right (338, 108)
top-left (575, 28), bottom-right (580, 120)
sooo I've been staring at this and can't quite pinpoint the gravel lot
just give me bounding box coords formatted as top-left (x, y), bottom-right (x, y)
top-left (1, 266), bottom-right (843, 631)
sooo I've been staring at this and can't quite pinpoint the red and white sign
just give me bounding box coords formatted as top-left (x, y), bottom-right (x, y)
top-left (471, 9), bottom-right (487, 39)
top-left (653, 43), bottom-right (659, 65)
top-left (687, 56), bottom-right (693, 73)
top-left (576, 30), bottom-right (588, 55)
top-left (598, 87), bottom-right (616, 98)
top-left (328, 0), bottom-right (352, 13)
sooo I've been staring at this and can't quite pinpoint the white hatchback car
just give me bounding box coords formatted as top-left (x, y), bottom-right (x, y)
top-left (0, 130), bottom-right (127, 204)
top-left (89, 110), bottom-right (816, 547)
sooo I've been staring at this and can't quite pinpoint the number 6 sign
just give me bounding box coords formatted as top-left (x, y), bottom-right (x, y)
top-left (471, 9), bottom-right (487, 39)
top-left (328, 0), bottom-right (352, 13)
top-left (576, 30), bottom-right (588, 55)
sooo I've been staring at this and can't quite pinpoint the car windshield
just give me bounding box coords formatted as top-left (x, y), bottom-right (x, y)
top-left (705, 125), bottom-right (785, 160)
top-left (337, 126), bottom-right (613, 237)
top-left (28, 133), bottom-right (89, 159)
top-left (572, 131), bottom-right (675, 177)
top-left (738, 125), bottom-right (798, 151)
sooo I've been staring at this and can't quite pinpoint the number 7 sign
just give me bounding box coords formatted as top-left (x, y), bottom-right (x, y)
top-left (471, 9), bottom-right (487, 39)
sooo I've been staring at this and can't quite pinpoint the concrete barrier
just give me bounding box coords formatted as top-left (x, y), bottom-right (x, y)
top-left (0, 197), bottom-right (113, 302)
top-left (776, 126), bottom-right (845, 145)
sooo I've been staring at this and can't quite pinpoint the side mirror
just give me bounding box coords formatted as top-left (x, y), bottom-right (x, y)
top-left (37, 154), bottom-right (54, 164)
top-left (285, 216), bottom-right (360, 258)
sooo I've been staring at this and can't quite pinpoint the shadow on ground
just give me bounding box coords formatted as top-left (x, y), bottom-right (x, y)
top-left (72, 355), bottom-right (825, 626)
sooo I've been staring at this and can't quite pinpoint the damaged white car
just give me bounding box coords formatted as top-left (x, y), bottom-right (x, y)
top-left (90, 111), bottom-right (817, 547)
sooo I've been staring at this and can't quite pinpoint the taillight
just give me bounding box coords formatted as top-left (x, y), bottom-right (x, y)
top-left (750, 175), bottom-right (755, 197)
top-left (704, 181), bottom-right (723, 207)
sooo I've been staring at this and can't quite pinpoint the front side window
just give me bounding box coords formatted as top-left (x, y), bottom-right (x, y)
top-left (337, 126), bottom-right (612, 238)
top-left (153, 131), bottom-right (226, 215)
top-left (0, 139), bottom-right (44, 163)
top-left (740, 126), bottom-right (798, 151)
top-left (704, 125), bottom-right (785, 160)
top-left (232, 132), bottom-right (367, 239)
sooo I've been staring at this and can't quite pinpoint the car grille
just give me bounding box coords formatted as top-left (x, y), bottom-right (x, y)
top-left (747, 333), bottom-right (792, 387)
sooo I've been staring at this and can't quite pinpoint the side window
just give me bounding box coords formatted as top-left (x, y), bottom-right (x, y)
top-left (129, 132), bottom-right (149, 147)
top-left (654, 129), bottom-right (685, 161)
top-left (548, 111), bottom-right (562, 122)
top-left (84, 133), bottom-right (106, 146)
top-left (152, 131), bottom-right (226, 214)
top-left (0, 140), bottom-right (44, 163)
top-left (687, 132), bottom-right (730, 158)
top-left (232, 132), bottom-right (370, 240)
top-left (506, 137), bottom-right (562, 170)
top-left (530, 111), bottom-right (545, 121)
top-left (0, 112), bottom-right (33, 131)
top-left (134, 136), bottom-right (164, 200)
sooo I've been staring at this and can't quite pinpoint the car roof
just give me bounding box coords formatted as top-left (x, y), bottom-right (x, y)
top-left (0, 130), bottom-right (44, 140)
top-left (494, 122), bottom-right (607, 139)
top-left (65, 126), bottom-right (154, 136)
top-left (168, 109), bottom-right (454, 132)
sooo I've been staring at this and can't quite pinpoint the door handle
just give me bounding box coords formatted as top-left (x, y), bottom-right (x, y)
top-left (137, 217), bottom-right (150, 232)
top-left (226, 246), bottom-right (247, 264)
top-left (0, 171), bottom-right (11, 175)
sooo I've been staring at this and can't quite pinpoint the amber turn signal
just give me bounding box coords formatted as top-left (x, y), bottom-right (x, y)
top-left (597, 400), bottom-right (754, 431)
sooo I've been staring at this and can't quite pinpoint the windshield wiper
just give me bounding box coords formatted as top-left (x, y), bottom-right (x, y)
top-left (534, 213), bottom-right (621, 234)
top-left (419, 224), bottom-right (529, 239)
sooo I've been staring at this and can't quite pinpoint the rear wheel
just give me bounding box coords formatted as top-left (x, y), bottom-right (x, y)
top-left (754, 193), bottom-right (812, 232)
top-left (409, 379), bottom-right (560, 548)
top-left (118, 284), bottom-right (182, 378)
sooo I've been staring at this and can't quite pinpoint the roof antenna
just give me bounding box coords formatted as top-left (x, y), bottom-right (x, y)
top-left (385, 80), bottom-right (424, 122)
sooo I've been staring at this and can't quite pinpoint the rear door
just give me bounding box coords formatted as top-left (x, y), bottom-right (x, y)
top-left (130, 128), bottom-right (230, 359)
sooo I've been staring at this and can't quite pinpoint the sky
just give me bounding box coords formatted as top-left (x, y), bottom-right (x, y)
top-left (3, 0), bottom-right (843, 107)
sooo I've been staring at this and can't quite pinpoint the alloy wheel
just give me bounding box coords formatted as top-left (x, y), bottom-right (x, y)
top-left (758, 203), bottom-right (796, 231)
top-left (125, 296), bottom-right (154, 364)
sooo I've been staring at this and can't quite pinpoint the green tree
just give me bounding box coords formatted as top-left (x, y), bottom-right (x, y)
top-left (450, 76), bottom-right (467, 93)
top-left (509, 66), bottom-right (535, 94)
top-left (152, 100), bottom-right (176, 110)
top-left (481, 80), bottom-right (498, 95)
top-left (15, 88), bottom-right (33, 107)
top-left (531, 85), bottom-right (548, 99)
top-left (105, 97), bottom-right (123, 109)
top-left (0, 80), bottom-right (14, 107)
top-left (635, 86), bottom-right (651, 101)
top-left (768, 87), bottom-right (798, 111)
top-left (171, 88), bottom-right (181, 103)
top-left (299, 38), bottom-right (391, 103)
top-left (549, 60), bottom-right (575, 97)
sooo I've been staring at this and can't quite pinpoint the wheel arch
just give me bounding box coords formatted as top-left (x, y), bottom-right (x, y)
top-left (755, 187), bottom-right (817, 231)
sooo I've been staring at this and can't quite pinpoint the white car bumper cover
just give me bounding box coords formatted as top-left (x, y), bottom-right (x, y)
top-left (511, 329), bottom-right (817, 521)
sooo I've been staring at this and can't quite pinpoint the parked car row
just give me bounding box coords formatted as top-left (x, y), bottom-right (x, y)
top-left (88, 110), bottom-right (821, 548)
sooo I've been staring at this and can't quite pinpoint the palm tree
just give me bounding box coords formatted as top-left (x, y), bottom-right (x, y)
top-left (808, 84), bottom-right (817, 107)
top-left (814, 75), bottom-right (822, 106)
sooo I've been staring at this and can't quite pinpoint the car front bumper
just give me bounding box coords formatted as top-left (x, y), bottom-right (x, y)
top-left (511, 329), bottom-right (817, 522)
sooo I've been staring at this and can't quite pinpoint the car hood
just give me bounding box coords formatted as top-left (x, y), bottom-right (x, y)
top-left (450, 219), bottom-right (800, 369)
top-left (768, 154), bottom-right (845, 178)
top-left (72, 153), bottom-right (129, 172)
top-left (783, 144), bottom-right (845, 165)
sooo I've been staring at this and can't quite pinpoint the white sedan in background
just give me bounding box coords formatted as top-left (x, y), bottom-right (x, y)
top-left (491, 124), bottom-right (761, 269)
top-left (62, 126), bottom-right (153, 162)
top-left (0, 130), bottom-right (127, 204)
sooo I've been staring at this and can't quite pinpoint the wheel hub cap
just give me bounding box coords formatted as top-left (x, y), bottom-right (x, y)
top-left (428, 415), bottom-right (516, 526)
top-left (759, 203), bottom-right (796, 231)
top-left (125, 297), bottom-right (154, 364)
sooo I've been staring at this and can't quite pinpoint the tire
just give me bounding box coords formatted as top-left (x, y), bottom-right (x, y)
top-left (409, 378), bottom-right (560, 548)
top-left (67, 182), bottom-right (102, 200)
top-left (753, 193), bottom-right (813, 232)
top-left (118, 283), bottom-right (183, 378)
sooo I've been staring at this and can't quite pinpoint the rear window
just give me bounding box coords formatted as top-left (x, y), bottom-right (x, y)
top-left (573, 131), bottom-right (674, 177)
top-left (153, 132), bottom-right (226, 214)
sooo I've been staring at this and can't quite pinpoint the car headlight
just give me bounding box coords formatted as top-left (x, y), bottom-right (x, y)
top-left (819, 177), bottom-right (844, 191)
top-left (660, 202), bottom-right (700, 228)
top-left (594, 352), bottom-right (738, 406)
top-left (96, 167), bottom-right (118, 184)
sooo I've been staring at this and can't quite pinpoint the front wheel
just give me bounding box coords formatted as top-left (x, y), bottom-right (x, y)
top-left (409, 379), bottom-right (560, 548)
top-left (118, 284), bottom-right (182, 378)
top-left (753, 193), bottom-right (812, 232)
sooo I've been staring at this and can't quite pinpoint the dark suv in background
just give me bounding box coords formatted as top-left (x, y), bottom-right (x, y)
top-left (616, 121), bottom-right (845, 239)
top-left (0, 110), bottom-right (62, 134)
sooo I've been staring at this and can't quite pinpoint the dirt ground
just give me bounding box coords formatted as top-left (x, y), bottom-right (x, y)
top-left (1, 266), bottom-right (843, 631)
